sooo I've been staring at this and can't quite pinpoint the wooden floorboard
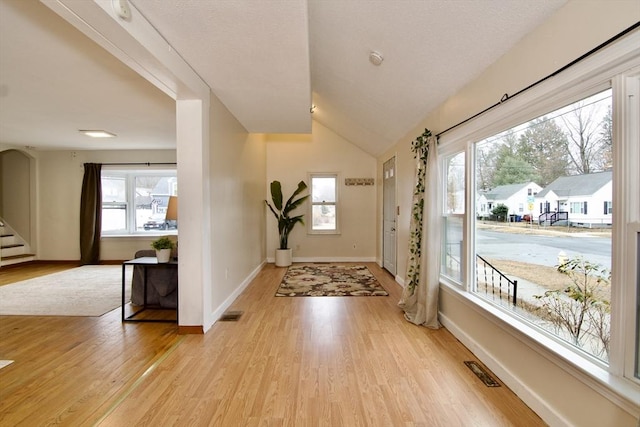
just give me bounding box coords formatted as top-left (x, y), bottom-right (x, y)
top-left (0, 262), bottom-right (545, 426)
top-left (0, 261), bottom-right (80, 286)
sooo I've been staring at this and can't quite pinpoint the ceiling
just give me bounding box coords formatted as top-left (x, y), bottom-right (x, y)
top-left (0, 0), bottom-right (568, 156)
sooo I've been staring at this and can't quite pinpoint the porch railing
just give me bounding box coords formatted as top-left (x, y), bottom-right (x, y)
top-left (475, 254), bottom-right (518, 306)
top-left (538, 211), bottom-right (568, 226)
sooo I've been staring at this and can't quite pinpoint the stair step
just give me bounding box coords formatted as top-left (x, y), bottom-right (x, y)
top-left (1, 253), bottom-right (35, 260)
top-left (1, 253), bottom-right (36, 267)
top-left (1, 243), bottom-right (26, 257)
top-left (1, 243), bottom-right (24, 249)
top-left (1, 234), bottom-right (14, 238)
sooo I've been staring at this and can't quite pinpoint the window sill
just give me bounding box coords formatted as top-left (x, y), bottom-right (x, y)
top-left (440, 282), bottom-right (640, 417)
top-left (101, 231), bottom-right (178, 239)
top-left (307, 230), bottom-right (341, 235)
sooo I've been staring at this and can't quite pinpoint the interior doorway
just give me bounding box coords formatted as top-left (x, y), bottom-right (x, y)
top-left (382, 156), bottom-right (396, 275)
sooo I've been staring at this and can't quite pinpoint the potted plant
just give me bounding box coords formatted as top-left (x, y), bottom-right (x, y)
top-left (265, 180), bottom-right (309, 267)
top-left (151, 236), bottom-right (175, 263)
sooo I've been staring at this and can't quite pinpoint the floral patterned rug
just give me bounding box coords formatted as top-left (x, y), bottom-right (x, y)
top-left (276, 264), bottom-right (388, 297)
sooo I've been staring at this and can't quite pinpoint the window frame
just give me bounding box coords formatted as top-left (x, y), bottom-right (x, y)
top-left (437, 31), bottom-right (640, 410)
top-left (101, 168), bottom-right (178, 236)
top-left (308, 173), bottom-right (340, 235)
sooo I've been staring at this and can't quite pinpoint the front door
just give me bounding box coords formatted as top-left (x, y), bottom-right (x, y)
top-left (383, 157), bottom-right (396, 275)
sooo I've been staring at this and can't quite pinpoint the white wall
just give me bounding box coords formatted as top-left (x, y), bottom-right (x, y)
top-left (209, 92), bottom-right (266, 323)
top-left (266, 121), bottom-right (377, 262)
top-left (378, 1), bottom-right (640, 426)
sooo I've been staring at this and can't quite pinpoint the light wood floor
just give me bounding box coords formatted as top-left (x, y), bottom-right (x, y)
top-left (0, 261), bottom-right (80, 286)
top-left (0, 262), bottom-right (545, 426)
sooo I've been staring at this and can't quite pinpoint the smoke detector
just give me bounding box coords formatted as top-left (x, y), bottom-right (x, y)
top-left (369, 51), bottom-right (384, 66)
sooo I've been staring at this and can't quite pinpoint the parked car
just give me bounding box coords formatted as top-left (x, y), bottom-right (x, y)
top-left (143, 215), bottom-right (177, 231)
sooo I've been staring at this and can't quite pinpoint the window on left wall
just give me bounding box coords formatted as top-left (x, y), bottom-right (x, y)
top-left (101, 170), bottom-right (177, 235)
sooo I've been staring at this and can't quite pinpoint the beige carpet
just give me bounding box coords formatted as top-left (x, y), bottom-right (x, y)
top-left (0, 265), bottom-right (131, 317)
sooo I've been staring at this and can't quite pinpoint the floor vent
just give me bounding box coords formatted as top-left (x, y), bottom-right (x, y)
top-left (464, 361), bottom-right (501, 387)
top-left (219, 310), bottom-right (243, 322)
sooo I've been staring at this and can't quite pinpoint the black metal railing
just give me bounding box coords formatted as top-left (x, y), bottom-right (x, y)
top-left (538, 211), bottom-right (568, 226)
top-left (476, 254), bottom-right (518, 306)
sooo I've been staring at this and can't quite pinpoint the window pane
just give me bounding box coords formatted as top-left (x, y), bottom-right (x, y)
top-left (312, 205), bottom-right (336, 230)
top-left (446, 153), bottom-right (465, 214)
top-left (135, 176), bottom-right (178, 232)
top-left (102, 176), bottom-right (126, 203)
top-left (443, 216), bottom-right (463, 282)
top-left (312, 177), bottom-right (336, 203)
top-left (102, 176), bottom-right (127, 231)
top-left (102, 204), bottom-right (126, 232)
top-left (474, 89), bottom-right (612, 362)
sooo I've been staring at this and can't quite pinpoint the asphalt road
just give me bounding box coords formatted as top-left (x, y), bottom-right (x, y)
top-left (476, 228), bottom-right (611, 269)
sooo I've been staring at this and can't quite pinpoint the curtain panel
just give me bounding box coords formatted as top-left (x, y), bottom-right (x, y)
top-left (80, 163), bottom-right (102, 265)
top-left (399, 131), bottom-right (441, 328)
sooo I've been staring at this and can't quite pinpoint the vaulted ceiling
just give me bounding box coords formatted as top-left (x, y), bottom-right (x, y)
top-left (0, 0), bottom-right (567, 156)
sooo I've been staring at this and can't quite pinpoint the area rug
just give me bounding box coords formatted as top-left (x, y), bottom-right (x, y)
top-left (276, 264), bottom-right (388, 297)
top-left (0, 265), bottom-right (131, 317)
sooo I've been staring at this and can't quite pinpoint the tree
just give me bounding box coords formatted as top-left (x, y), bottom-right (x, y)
top-left (476, 143), bottom-right (497, 191)
top-left (491, 203), bottom-right (509, 222)
top-left (476, 130), bottom-right (518, 190)
top-left (492, 156), bottom-right (540, 186)
top-left (599, 105), bottom-right (613, 170)
top-left (516, 117), bottom-right (569, 186)
top-left (561, 101), bottom-right (609, 174)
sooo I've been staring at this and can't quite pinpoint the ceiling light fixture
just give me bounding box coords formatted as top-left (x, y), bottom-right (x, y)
top-left (369, 51), bottom-right (384, 66)
top-left (79, 130), bottom-right (116, 138)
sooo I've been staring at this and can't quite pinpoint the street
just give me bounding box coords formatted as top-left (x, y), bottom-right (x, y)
top-left (476, 228), bottom-right (611, 270)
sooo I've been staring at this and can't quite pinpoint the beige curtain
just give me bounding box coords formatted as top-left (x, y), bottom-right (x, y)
top-left (399, 133), bottom-right (441, 328)
top-left (80, 163), bottom-right (102, 265)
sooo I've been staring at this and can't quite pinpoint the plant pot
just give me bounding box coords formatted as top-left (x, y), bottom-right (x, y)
top-left (156, 248), bottom-right (172, 263)
top-left (275, 248), bottom-right (292, 267)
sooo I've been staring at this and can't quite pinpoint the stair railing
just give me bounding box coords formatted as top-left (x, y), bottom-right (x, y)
top-left (476, 254), bottom-right (518, 306)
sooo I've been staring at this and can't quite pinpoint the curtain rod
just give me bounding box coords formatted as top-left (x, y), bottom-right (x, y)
top-left (435, 21), bottom-right (640, 139)
top-left (101, 162), bottom-right (177, 166)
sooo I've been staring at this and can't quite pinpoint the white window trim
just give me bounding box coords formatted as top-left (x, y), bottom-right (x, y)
top-left (307, 172), bottom-right (340, 235)
top-left (437, 31), bottom-right (640, 412)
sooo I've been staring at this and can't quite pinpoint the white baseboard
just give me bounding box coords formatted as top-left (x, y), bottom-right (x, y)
top-left (439, 311), bottom-right (568, 427)
top-left (208, 261), bottom-right (265, 328)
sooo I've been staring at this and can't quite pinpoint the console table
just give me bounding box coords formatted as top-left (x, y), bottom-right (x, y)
top-left (121, 257), bottom-right (178, 323)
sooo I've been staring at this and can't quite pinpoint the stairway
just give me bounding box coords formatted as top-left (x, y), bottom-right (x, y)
top-left (0, 220), bottom-right (35, 267)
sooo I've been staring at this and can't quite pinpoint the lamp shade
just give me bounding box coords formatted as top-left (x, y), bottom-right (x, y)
top-left (165, 196), bottom-right (178, 221)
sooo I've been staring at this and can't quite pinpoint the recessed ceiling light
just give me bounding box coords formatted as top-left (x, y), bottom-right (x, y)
top-left (79, 130), bottom-right (116, 138)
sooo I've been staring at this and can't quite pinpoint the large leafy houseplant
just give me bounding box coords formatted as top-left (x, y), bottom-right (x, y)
top-left (265, 180), bottom-right (309, 249)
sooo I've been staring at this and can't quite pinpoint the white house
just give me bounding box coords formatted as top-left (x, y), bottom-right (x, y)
top-left (477, 182), bottom-right (542, 220)
top-left (535, 171), bottom-right (612, 227)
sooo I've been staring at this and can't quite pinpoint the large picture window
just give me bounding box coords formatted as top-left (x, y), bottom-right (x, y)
top-left (437, 33), bottom-right (639, 402)
top-left (101, 170), bottom-right (178, 235)
top-left (474, 89), bottom-right (613, 361)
